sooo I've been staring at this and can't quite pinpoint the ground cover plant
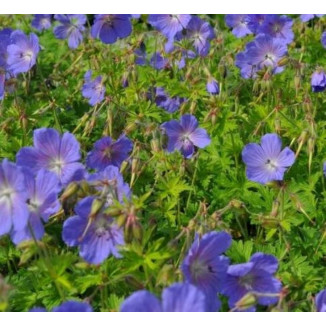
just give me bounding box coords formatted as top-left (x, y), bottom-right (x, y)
top-left (1, 14), bottom-right (326, 312)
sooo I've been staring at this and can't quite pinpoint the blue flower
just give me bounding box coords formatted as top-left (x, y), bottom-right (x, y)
top-left (120, 282), bottom-right (207, 312)
top-left (30, 300), bottom-right (93, 312)
top-left (81, 70), bottom-right (105, 106)
top-left (182, 231), bottom-right (231, 311)
top-left (206, 77), bottom-right (219, 95)
top-left (16, 128), bottom-right (85, 186)
top-left (91, 15), bottom-right (132, 44)
top-left (154, 87), bottom-right (186, 113)
top-left (322, 32), bottom-right (326, 49)
top-left (185, 16), bottom-right (215, 56)
top-left (242, 133), bottom-right (295, 184)
top-left (161, 114), bottom-right (211, 159)
top-left (87, 165), bottom-right (131, 204)
top-left (258, 15), bottom-right (294, 45)
top-left (54, 14), bottom-right (86, 49)
top-left (225, 15), bottom-right (252, 38)
top-left (10, 169), bottom-right (61, 245)
top-left (300, 14), bottom-right (324, 22)
top-left (86, 135), bottom-right (133, 170)
top-left (0, 159), bottom-right (29, 237)
top-left (311, 70), bottom-right (326, 92)
top-left (62, 196), bottom-right (124, 264)
top-left (31, 15), bottom-right (52, 31)
top-left (7, 30), bottom-right (39, 75)
top-left (148, 15), bottom-right (192, 40)
top-left (222, 253), bottom-right (282, 311)
top-left (236, 35), bottom-right (288, 79)
top-left (134, 43), bottom-right (146, 66)
top-left (150, 52), bottom-right (169, 70)
top-left (316, 289), bottom-right (326, 312)
top-left (247, 14), bottom-right (266, 34)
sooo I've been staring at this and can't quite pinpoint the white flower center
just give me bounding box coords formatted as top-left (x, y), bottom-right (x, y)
top-left (265, 158), bottom-right (278, 171)
top-left (23, 50), bottom-right (33, 62)
top-left (49, 157), bottom-right (65, 175)
top-left (0, 185), bottom-right (14, 210)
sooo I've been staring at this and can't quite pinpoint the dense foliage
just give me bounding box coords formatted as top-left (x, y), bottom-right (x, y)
top-left (1, 14), bottom-right (326, 312)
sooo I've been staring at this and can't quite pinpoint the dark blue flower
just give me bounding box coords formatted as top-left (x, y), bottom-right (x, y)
top-left (222, 253), bottom-right (282, 311)
top-left (7, 30), bottom-right (39, 75)
top-left (322, 32), bottom-right (326, 49)
top-left (86, 135), bottom-right (133, 171)
top-left (91, 15), bottom-right (132, 44)
top-left (242, 133), bottom-right (295, 184)
top-left (182, 231), bottom-right (231, 311)
top-left (150, 52), bottom-right (169, 70)
top-left (154, 87), bottom-right (185, 113)
top-left (30, 301), bottom-right (93, 312)
top-left (161, 114), bottom-right (211, 159)
top-left (53, 301), bottom-right (93, 312)
top-left (81, 70), bottom-right (105, 106)
top-left (62, 196), bottom-right (124, 264)
top-left (235, 52), bottom-right (257, 79)
top-left (134, 43), bottom-right (146, 66)
top-left (0, 28), bottom-right (13, 69)
top-left (54, 14), bottom-right (86, 49)
top-left (316, 289), bottom-right (326, 312)
top-left (120, 282), bottom-right (206, 312)
top-left (31, 15), bottom-right (52, 31)
top-left (311, 70), bottom-right (326, 92)
top-left (247, 14), bottom-right (266, 34)
top-left (16, 128), bottom-right (84, 186)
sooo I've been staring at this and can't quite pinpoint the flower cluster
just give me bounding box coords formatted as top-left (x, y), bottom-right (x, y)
top-left (229, 15), bottom-right (291, 79)
top-left (1, 127), bottom-right (133, 266)
top-left (120, 231), bottom-right (282, 312)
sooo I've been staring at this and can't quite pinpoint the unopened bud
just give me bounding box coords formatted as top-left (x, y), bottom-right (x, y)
top-left (294, 74), bottom-right (301, 90)
top-left (296, 130), bottom-right (309, 157)
top-left (104, 206), bottom-right (122, 217)
top-left (277, 57), bottom-right (288, 67)
top-left (151, 139), bottom-right (160, 152)
top-left (61, 182), bottom-right (79, 201)
top-left (116, 214), bottom-right (127, 228)
top-left (235, 292), bottom-right (257, 311)
top-left (89, 198), bottom-right (105, 219)
top-left (270, 200), bottom-right (280, 217)
top-left (189, 101), bottom-right (196, 115)
top-left (132, 222), bottom-right (142, 240)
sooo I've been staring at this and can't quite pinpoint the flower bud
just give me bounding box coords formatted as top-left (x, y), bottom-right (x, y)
top-left (89, 198), bottom-right (105, 219)
top-left (235, 292), bottom-right (257, 311)
top-left (60, 182), bottom-right (79, 201)
top-left (277, 57), bottom-right (288, 67)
